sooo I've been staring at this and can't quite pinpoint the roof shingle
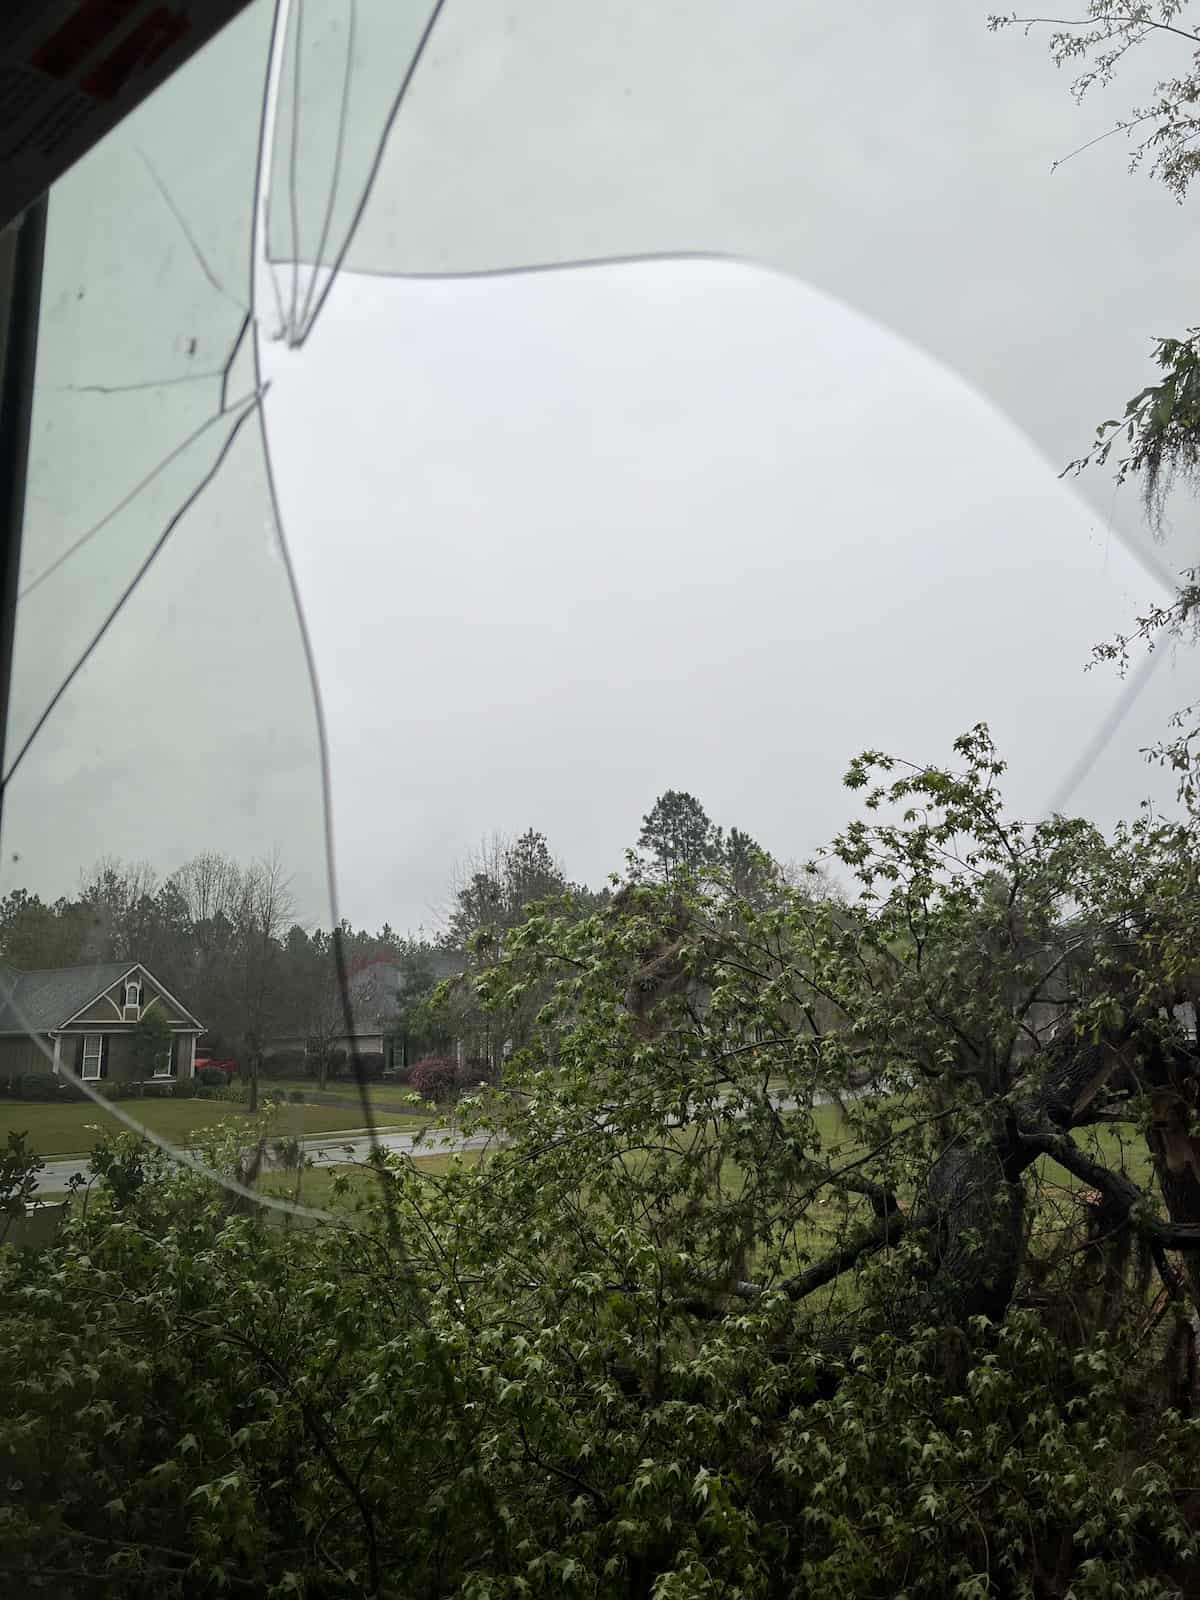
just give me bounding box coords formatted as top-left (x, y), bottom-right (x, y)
top-left (0, 961), bottom-right (134, 1034)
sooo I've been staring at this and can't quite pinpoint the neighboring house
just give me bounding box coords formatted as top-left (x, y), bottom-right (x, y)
top-left (271, 951), bottom-right (463, 1073)
top-left (0, 961), bottom-right (203, 1086)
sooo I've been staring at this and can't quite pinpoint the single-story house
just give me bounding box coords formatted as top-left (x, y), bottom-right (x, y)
top-left (0, 960), bottom-right (204, 1085)
top-left (270, 952), bottom-right (464, 1073)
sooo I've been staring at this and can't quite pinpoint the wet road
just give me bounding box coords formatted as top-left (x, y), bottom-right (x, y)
top-left (32, 1088), bottom-right (842, 1195)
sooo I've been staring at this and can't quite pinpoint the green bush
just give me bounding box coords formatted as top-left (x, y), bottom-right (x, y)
top-left (263, 1048), bottom-right (306, 1079)
top-left (457, 1056), bottom-right (491, 1090)
top-left (3, 1161), bottom-right (1198, 1600)
top-left (288, 1089), bottom-right (306, 1104)
top-left (15, 1073), bottom-right (79, 1102)
top-left (328, 1051), bottom-right (385, 1084)
top-left (271, 1136), bottom-right (304, 1170)
top-left (197, 1066), bottom-right (226, 1088)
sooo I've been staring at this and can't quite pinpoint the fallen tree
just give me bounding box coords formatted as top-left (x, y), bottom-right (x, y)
top-left (7, 728), bottom-right (1200, 1597)
top-left (468, 726), bottom-right (1200, 1359)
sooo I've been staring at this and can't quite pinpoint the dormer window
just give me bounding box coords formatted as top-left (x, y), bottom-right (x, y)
top-left (123, 979), bottom-right (142, 1020)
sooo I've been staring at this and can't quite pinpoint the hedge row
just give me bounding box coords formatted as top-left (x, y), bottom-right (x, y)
top-left (0, 1073), bottom-right (198, 1102)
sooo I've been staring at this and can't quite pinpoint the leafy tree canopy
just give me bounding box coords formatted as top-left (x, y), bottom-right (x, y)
top-left (7, 731), bottom-right (1200, 1595)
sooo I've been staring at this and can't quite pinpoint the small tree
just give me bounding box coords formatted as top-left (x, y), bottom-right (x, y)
top-left (130, 1009), bottom-right (173, 1083)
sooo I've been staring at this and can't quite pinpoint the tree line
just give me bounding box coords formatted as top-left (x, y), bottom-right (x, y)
top-left (0, 793), bottom-right (791, 1105)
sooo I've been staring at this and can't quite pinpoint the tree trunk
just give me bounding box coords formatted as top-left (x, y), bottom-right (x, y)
top-left (1146, 1062), bottom-right (1200, 1308)
top-left (248, 1053), bottom-right (259, 1115)
top-left (918, 1129), bottom-right (1026, 1328)
top-left (910, 1036), bottom-right (1157, 1335)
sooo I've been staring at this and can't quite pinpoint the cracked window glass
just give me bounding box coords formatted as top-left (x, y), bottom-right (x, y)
top-left (0, 0), bottom-right (1192, 1193)
top-left (2, 4), bottom-right (1200, 1587)
top-left (0, 3), bottom-right (347, 1213)
top-left (0, 0), bottom-right (1193, 1184)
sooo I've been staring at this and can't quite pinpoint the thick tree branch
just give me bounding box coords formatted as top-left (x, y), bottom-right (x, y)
top-left (773, 1205), bottom-right (937, 1303)
top-left (1022, 1124), bottom-right (1200, 1250)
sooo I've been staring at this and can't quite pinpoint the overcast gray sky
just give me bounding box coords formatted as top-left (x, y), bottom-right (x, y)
top-left (262, 256), bottom-right (1180, 932)
top-left (2, 0), bottom-right (1196, 934)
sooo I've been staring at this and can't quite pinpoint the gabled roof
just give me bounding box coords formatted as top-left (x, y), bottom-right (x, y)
top-left (342, 953), bottom-right (462, 1034)
top-left (0, 960), bottom-right (202, 1035)
top-left (0, 960), bottom-right (132, 1034)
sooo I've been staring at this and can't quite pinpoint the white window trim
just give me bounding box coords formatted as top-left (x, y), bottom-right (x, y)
top-left (81, 1034), bottom-right (102, 1082)
top-left (152, 1037), bottom-right (175, 1078)
top-left (58, 965), bottom-right (204, 1034)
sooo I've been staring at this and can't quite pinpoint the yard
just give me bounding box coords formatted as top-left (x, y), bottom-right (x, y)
top-left (0, 1095), bottom-right (427, 1158)
top-left (262, 1077), bottom-right (437, 1117)
top-left (259, 1149), bottom-right (490, 1211)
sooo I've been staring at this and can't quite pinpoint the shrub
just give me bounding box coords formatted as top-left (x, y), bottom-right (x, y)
top-left (96, 1082), bottom-right (135, 1102)
top-left (197, 1067), bottom-right (226, 1089)
top-left (89, 1131), bottom-right (164, 1208)
top-left (195, 1057), bottom-right (238, 1078)
top-left (320, 1048), bottom-right (347, 1080)
top-left (16, 1073), bottom-right (73, 1102)
top-left (335, 1052), bottom-right (384, 1083)
top-left (288, 1089), bottom-right (306, 1104)
top-left (457, 1057), bottom-right (492, 1090)
top-left (0, 1130), bottom-right (42, 1218)
top-left (410, 1056), bottom-right (458, 1105)
top-left (271, 1136), bottom-right (304, 1171)
top-left (263, 1048), bottom-right (306, 1080)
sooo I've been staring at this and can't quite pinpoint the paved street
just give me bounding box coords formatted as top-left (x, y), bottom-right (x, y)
top-left (34, 1122), bottom-right (489, 1195)
top-left (32, 1086), bottom-right (839, 1195)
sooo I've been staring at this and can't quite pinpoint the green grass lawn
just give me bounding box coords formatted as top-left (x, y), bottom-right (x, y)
top-left (263, 1078), bottom-right (436, 1115)
top-left (261, 1148), bottom-right (486, 1204)
top-left (1, 1097), bottom-right (426, 1158)
top-left (24, 1085), bottom-right (1166, 1317)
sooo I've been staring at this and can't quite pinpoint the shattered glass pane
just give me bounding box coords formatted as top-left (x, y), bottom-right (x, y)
top-left (0, 0), bottom-right (1195, 1205)
top-left (0, 1), bottom-right (352, 1210)
top-left (267, 0), bottom-right (1196, 580)
top-left (264, 0), bottom-right (443, 346)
